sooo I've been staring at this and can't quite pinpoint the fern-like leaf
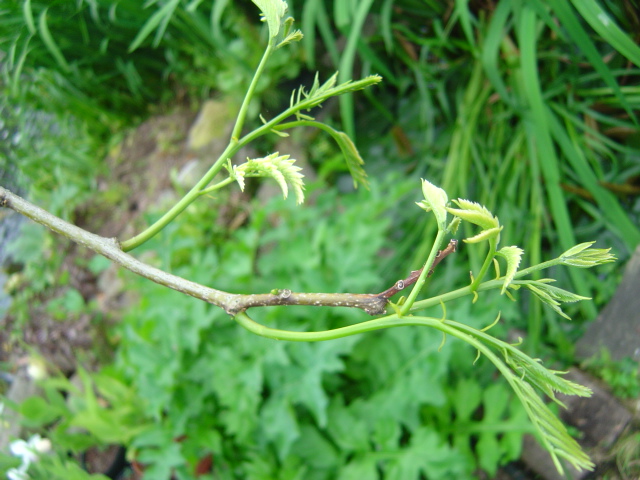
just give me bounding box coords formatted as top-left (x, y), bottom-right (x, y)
top-left (446, 199), bottom-right (499, 230)
top-left (513, 380), bottom-right (594, 474)
top-left (290, 73), bottom-right (382, 116)
top-left (560, 242), bottom-right (616, 267)
top-left (234, 153), bottom-right (305, 203)
top-left (496, 246), bottom-right (524, 294)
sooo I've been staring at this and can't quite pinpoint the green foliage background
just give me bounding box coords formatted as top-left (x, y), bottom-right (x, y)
top-left (2, 0), bottom-right (639, 478)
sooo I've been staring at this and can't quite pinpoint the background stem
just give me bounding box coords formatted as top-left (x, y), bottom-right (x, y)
top-left (400, 229), bottom-right (446, 315)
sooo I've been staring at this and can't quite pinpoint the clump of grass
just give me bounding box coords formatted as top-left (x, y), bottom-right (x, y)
top-left (297, 1), bottom-right (640, 351)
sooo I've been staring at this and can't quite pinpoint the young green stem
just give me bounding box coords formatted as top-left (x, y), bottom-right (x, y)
top-left (399, 229), bottom-right (447, 315)
top-left (120, 142), bottom-right (237, 251)
top-left (120, 42), bottom-right (276, 251)
top-left (469, 239), bottom-right (497, 291)
top-left (232, 310), bottom-right (591, 474)
top-left (408, 256), bottom-right (563, 313)
top-left (231, 41), bottom-right (274, 141)
top-left (232, 310), bottom-right (481, 343)
top-left (199, 176), bottom-right (236, 196)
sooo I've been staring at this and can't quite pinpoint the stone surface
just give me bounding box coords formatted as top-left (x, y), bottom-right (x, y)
top-left (520, 434), bottom-right (587, 480)
top-left (520, 369), bottom-right (633, 480)
top-left (576, 245), bottom-right (640, 362)
top-left (187, 99), bottom-right (234, 150)
top-left (0, 369), bottom-right (39, 452)
top-left (558, 369), bottom-right (632, 448)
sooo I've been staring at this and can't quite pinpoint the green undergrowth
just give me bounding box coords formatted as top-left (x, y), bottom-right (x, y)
top-left (3, 0), bottom-right (638, 478)
top-left (9, 178), bottom-right (530, 479)
top-left (582, 349), bottom-right (640, 400)
top-left (314, 0), bottom-right (640, 354)
top-left (0, 0), bottom-right (303, 137)
top-left (116, 178), bottom-right (529, 479)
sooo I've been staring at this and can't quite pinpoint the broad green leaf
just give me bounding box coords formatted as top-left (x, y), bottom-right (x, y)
top-left (261, 395), bottom-right (300, 460)
top-left (477, 427), bottom-right (501, 475)
top-left (385, 427), bottom-right (466, 480)
top-left (497, 246), bottom-right (524, 294)
top-left (452, 378), bottom-right (482, 421)
top-left (19, 396), bottom-right (64, 426)
top-left (291, 424), bottom-right (339, 469)
top-left (337, 455), bottom-right (378, 480)
top-left (416, 179), bottom-right (448, 229)
top-left (252, 0), bottom-right (287, 39)
top-left (327, 398), bottom-right (370, 452)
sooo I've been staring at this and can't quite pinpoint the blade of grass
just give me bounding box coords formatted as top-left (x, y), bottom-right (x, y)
top-left (454, 0), bottom-right (476, 53)
top-left (549, 0), bottom-right (637, 123)
top-left (338, 0), bottom-right (375, 139)
top-left (334, 0), bottom-right (354, 30)
top-left (22, 0), bottom-right (36, 35)
top-left (548, 109), bottom-right (640, 250)
top-left (413, 61), bottom-right (489, 271)
top-left (38, 8), bottom-right (70, 72)
top-left (381, 0), bottom-right (394, 52)
top-left (210, 0), bottom-right (230, 43)
top-left (354, 38), bottom-right (398, 86)
top-left (481, 0), bottom-right (514, 106)
top-left (128, 0), bottom-right (180, 52)
top-left (303, 0), bottom-right (339, 68)
top-left (301, 0), bottom-right (319, 67)
top-left (8, 35), bottom-right (32, 97)
top-left (517, 5), bottom-right (595, 317)
top-left (570, 0), bottom-right (640, 67)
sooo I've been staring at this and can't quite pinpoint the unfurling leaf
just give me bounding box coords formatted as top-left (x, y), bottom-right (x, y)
top-left (290, 73), bottom-right (382, 114)
top-left (496, 246), bottom-right (524, 294)
top-left (511, 380), bottom-right (594, 474)
top-left (530, 280), bottom-right (591, 304)
top-left (521, 279), bottom-right (590, 320)
top-left (234, 153), bottom-right (305, 203)
top-left (447, 217), bottom-right (461, 235)
top-left (321, 125), bottom-right (368, 189)
top-left (416, 179), bottom-right (448, 229)
top-left (463, 226), bottom-right (503, 244)
top-left (446, 199), bottom-right (499, 231)
top-left (276, 17), bottom-right (303, 49)
top-left (560, 242), bottom-right (616, 268)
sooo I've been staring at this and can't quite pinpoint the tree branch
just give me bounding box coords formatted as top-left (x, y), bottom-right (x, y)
top-left (0, 186), bottom-right (232, 309)
top-left (376, 239), bottom-right (458, 300)
top-left (0, 187), bottom-right (456, 316)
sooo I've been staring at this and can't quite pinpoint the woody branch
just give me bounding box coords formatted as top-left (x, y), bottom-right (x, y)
top-left (0, 187), bottom-right (455, 316)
